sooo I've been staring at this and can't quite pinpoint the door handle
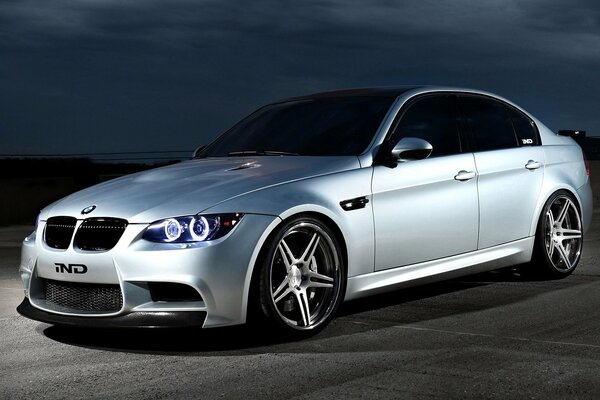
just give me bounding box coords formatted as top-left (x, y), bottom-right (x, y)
top-left (525, 160), bottom-right (542, 170)
top-left (454, 170), bottom-right (476, 181)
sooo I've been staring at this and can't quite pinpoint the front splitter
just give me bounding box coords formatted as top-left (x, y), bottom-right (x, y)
top-left (16, 298), bottom-right (207, 328)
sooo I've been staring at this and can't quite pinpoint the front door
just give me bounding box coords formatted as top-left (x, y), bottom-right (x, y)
top-left (372, 94), bottom-right (479, 271)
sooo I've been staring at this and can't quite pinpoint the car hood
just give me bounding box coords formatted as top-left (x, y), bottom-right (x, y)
top-left (42, 156), bottom-right (360, 223)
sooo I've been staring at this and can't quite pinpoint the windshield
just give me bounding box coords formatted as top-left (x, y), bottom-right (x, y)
top-left (198, 96), bottom-right (396, 157)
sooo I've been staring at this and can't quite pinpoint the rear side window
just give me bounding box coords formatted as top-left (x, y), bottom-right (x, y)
top-left (391, 95), bottom-right (462, 157)
top-left (459, 96), bottom-right (518, 152)
top-left (507, 107), bottom-right (539, 146)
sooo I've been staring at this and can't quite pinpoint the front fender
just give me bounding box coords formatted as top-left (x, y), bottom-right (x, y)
top-left (204, 167), bottom-right (376, 278)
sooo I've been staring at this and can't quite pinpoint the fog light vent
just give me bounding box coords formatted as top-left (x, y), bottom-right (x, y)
top-left (148, 282), bottom-right (203, 302)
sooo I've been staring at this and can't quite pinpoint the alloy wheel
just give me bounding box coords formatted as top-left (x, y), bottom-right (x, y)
top-left (543, 195), bottom-right (582, 271)
top-left (268, 221), bottom-right (342, 330)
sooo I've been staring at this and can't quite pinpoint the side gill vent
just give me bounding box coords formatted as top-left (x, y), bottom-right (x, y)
top-left (340, 196), bottom-right (369, 211)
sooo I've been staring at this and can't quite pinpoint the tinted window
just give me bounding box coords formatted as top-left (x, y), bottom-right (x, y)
top-left (508, 107), bottom-right (538, 146)
top-left (199, 96), bottom-right (395, 157)
top-left (459, 96), bottom-right (518, 152)
top-left (391, 95), bottom-right (461, 157)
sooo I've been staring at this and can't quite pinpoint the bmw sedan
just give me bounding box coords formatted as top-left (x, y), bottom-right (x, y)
top-left (17, 86), bottom-right (593, 336)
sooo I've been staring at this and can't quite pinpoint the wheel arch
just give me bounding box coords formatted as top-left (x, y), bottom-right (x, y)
top-left (243, 207), bottom-right (349, 324)
top-left (289, 211), bottom-right (349, 274)
top-left (529, 184), bottom-right (583, 238)
top-left (528, 187), bottom-right (584, 277)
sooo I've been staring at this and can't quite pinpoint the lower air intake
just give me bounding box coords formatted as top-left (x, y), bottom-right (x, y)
top-left (43, 279), bottom-right (123, 313)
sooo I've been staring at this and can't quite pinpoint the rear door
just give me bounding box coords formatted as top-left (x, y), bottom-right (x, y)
top-left (372, 94), bottom-right (479, 271)
top-left (458, 95), bottom-right (544, 249)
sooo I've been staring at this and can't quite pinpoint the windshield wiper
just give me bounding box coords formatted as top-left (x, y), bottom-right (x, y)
top-left (227, 150), bottom-right (300, 157)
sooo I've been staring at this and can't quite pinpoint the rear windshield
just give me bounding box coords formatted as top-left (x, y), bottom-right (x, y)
top-left (198, 96), bottom-right (396, 157)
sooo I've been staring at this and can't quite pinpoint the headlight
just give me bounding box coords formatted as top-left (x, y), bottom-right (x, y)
top-left (142, 213), bottom-right (243, 243)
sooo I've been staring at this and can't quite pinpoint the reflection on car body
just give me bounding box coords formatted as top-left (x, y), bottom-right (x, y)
top-left (17, 86), bottom-right (593, 336)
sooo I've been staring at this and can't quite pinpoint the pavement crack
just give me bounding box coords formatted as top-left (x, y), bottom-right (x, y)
top-left (395, 325), bottom-right (600, 350)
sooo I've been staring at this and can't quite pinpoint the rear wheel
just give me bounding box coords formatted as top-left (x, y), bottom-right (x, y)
top-left (531, 191), bottom-right (583, 278)
top-left (257, 216), bottom-right (345, 336)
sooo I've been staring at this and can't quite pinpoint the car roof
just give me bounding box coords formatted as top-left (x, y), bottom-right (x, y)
top-left (277, 85), bottom-right (531, 117)
top-left (279, 86), bottom-right (425, 102)
top-left (276, 85), bottom-right (525, 104)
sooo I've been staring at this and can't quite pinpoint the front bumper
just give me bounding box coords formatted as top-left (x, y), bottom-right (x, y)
top-left (18, 214), bottom-right (279, 328)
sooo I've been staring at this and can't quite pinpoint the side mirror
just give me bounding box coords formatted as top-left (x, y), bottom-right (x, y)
top-left (192, 145), bottom-right (206, 158)
top-left (391, 137), bottom-right (433, 162)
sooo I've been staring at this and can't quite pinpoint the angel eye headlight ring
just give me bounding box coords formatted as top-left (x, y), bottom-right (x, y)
top-left (190, 216), bottom-right (210, 241)
top-left (163, 218), bottom-right (182, 242)
top-left (143, 213), bottom-right (243, 243)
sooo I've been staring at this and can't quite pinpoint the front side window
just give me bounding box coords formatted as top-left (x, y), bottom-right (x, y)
top-left (391, 95), bottom-right (462, 157)
top-left (198, 96), bottom-right (396, 157)
top-left (459, 96), bottom-right (518, 152)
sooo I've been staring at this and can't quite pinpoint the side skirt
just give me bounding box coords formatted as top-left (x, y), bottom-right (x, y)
top-left (345, 237), bottom-right (534, 301)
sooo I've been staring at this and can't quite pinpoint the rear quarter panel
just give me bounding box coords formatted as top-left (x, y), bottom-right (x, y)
top-left (532, 125), bottom-right (591, 234)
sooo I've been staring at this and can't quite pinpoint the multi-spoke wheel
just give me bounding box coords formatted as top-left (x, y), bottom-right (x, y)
top-left (257, 216), bottom-right (345, 335)
top-left (532, 191), bottom-right (583, 278)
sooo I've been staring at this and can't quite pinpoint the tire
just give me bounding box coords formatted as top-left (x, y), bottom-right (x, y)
top-left (530, 191), bottom-right (583, 278)
top-left (256, 215), bottom-right (346, 336)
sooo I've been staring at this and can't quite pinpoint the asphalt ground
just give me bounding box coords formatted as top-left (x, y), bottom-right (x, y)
top-left (1, 214), bottom-right (599, 399)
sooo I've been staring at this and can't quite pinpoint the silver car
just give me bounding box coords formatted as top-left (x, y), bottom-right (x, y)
top-left (17, 86), bottom-right (593, 336)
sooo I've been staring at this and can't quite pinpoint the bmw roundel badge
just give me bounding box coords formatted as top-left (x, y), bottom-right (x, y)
top-left (81, 205), bottom-right (96, 215)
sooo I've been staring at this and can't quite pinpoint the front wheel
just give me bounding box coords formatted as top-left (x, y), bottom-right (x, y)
top-left (257, 216), bottom-right (346, 336)
top-left (531, 191), bottom-right (583, 278)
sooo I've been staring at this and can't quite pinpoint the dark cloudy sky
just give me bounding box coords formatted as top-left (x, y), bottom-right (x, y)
top-left (1, 0), bottom-right (599, 156)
